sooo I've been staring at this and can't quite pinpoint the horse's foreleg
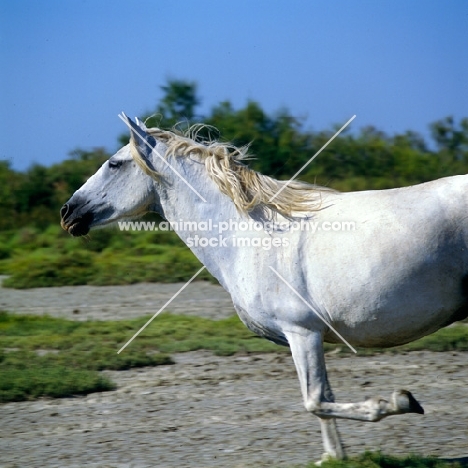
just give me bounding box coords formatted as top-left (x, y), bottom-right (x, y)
top-left (319, 419), bottom-right (345, 462)
top-left (285, 330), bottom-right (345, 461)
top-left (286, 329), bottom-right (425, 425)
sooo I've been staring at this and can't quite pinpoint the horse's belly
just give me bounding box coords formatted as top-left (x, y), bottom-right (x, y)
top-left (325, 299), bottom-right (468, 348)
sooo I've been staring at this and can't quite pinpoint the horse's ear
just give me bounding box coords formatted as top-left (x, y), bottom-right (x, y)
top-left (119, 112), bottom-right (148, 146)
top-left (119, 112), bottom-right (159, 177)
top-left (135, 117), bottom-right (148, 132)
top-left (119, 112), bottom-right (159, 163)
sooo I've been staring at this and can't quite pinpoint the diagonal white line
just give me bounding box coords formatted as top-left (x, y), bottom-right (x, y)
top-left (118, 113), bottom-right (207, 203)
top-left (269, 266), bottom-right (357, 353)
top-left (268, 115), bottom-right (356, 204)
top-left (117, 266), bottom-right (206, 354)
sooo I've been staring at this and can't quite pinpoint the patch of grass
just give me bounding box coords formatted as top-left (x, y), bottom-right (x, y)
top-left (0, 352), bottom-right (115, 403)
top-left (299, 451), bottom-right (465, 468)
top-left (0, 312), bottom-right (175, 403)
top-left (0, 311), bottom-right (281, 403)
top-left (133, 313), bottom-right (284, 356)
top-left (1, 311), bottom-right (467, 403)
top-left (397, 325), bottom-right (468, 352)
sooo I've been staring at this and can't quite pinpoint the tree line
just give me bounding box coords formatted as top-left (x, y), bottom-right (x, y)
top-left (1, 79), bottom-right (467, 231)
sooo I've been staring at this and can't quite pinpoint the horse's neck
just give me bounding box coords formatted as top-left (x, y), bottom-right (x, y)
top-left (157, 159), bottom-right (243, 287)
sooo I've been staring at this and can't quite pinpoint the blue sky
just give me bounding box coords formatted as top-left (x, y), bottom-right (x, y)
top-left (1, 0), bottom-right (467, 171)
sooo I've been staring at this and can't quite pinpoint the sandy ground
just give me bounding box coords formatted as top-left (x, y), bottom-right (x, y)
top-left (0, 276), bottom-right (236, 321)
top-left (0, 278), bottom-right (467, 467)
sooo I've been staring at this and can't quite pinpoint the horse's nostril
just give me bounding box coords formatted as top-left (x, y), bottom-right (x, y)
top-left (60, 204), bottom-right (70, 220)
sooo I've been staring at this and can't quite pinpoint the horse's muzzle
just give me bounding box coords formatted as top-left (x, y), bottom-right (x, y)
top-left (60, 202), bottom-right (94, 237)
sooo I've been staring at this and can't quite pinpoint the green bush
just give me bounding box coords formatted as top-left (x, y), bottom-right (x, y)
top-left (0, 224), bottom-right (216, 288)
top-left (311, 451), bottom-right (463, 468)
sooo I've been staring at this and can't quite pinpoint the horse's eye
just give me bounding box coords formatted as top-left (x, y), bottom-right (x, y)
top-left (109, 159), bottom-right (123, 169)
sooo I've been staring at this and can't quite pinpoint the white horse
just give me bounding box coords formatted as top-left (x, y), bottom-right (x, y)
top-left (61, 114), bottom-right (468, 461)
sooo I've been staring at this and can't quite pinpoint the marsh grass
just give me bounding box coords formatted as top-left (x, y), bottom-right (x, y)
top-left (0, 311), bottom-right (281, 403)
top-left (1, 310), bottom-right (467, 404)
top-left (1, 357), bottom-right (115, 402)
top-left (300, 451), bottom-right (465, 468)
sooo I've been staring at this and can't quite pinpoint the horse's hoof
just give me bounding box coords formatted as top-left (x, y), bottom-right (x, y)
top-left (392, 389), bottom-right (424, 415)
top-left (315, 453), bottom-right (333, 466)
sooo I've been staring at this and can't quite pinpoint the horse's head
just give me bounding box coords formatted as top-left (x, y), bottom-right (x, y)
top-left (60, 115), bottom-right (161, 236)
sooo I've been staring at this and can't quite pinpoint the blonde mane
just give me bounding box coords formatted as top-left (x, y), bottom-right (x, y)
top-left (130, 125), bottom-right (331, 217)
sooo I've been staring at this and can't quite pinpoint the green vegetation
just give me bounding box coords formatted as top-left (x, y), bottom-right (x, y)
top-left (0, 224), bottom-right (215, 288)
top-left (1, 360), bottom-right (114, 403)
top-left (300, 451), bottom-right (465, 468)
top-left (1, 310), bottom-right (467, 404)
top-left (395, 325), bottom-right (468, 353)
top-left (0, 311), bottom-right (280, 403)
